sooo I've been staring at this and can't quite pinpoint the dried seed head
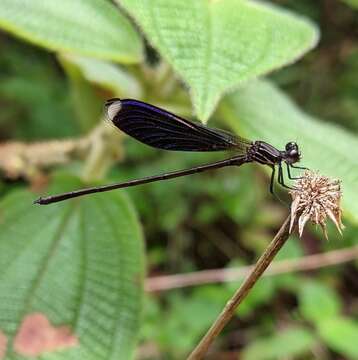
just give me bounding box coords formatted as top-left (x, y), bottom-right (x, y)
top-left (289, 171), bottom-right (344, 239)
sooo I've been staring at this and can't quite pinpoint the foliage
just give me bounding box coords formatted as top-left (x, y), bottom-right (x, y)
top-left (0, 0), bottom-right (357, 359)
top-left (119, 0), bottom-right (318, 121)
top-left (0, 0), bottom-right (142, 62)
top-left (0, 175), bottom-right (144, 359)
top-left (341, 0), bottom-right (358, 9)
top-left (242, 327), bottom-right (316, 360)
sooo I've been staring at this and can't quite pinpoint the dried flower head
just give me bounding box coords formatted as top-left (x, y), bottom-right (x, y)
top-left (289, 171), bottom-right (344, 239)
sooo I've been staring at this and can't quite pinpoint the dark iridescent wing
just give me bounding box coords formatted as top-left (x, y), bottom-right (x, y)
top-left (106, 99), bottom-right (251, 152)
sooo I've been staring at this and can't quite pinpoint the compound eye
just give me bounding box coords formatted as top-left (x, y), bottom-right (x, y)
top-left (286, 141), bottom-right (298, 151)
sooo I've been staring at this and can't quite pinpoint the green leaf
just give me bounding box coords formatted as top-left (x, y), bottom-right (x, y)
top-left (341, 0), bottom-right (358, 9)
top-left (0, 176), bottom-right (144, 359)
top-left (119, 0), bottom-right (318, 121)
top-left (0, 42), bottom-right (79, 139)
top-left (242, 327), bottom-right (316, 360)
top-left (274, 238), bottom-right (304, 261)
top-left (298, 280), bottom-right (342, 324)
top-left (221, 80), bottom-right (358, 222)
top-left (153, 287), bottom-right (228, 354)
top-left (60, 56), bottom-right (104, 132)
top-left (61, 54), bottom-right (143, 99)
top-left (318, 317), bottom-right (358, 359)
top-left (0, 0), bottom-right (143, 63)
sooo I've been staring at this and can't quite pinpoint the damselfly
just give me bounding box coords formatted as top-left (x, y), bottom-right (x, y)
top-left (34, 99), bottom-right (306, 205)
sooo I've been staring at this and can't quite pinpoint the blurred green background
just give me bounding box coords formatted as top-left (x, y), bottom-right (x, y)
top-left (0, 0), bottom-right (357, 359)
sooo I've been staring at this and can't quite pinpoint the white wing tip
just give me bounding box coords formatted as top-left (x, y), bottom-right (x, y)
top-left (106, 99), bottom-right (122, 121)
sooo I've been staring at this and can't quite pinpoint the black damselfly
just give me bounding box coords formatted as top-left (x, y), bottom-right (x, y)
top-left (34, 99), bottom-right (306, 205)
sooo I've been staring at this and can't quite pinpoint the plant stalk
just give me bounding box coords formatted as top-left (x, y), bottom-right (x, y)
top-left (187, 215), bottom-right (293, 360)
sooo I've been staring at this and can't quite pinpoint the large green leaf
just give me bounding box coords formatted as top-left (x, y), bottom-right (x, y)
top-left (318, 317), bottom-right (358, 359)
top-left (220, 80), bottom-right (358, 222)
top-left (118, 0), bottom-right (318, 121)
top-left (0, 176), bottom-right (144, 359)
top-left (0, 0), bottom-right (143, 63)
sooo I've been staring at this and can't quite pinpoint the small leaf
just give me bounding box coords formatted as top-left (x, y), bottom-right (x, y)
top-left (61, 54), bottom-right (143, 99)
top-left (153, 287), bottom-right (228, 354)
top-left (318, 317), bottom-right (358, 359)
top-left (221, 80), bottom-right (358, 222)
top-left (242, 327), bottom-right (316, 360)
top-left (298, 280), bottom-right (342, 324)
top-left (275, 239), bottom-right (304, 261)
top-left (0, 0), bottom-right (143, 63)
top-left (341, 0), bottom-right (358, 9)
top-left (60, 56), bottom-right (104, 132)
top-left (0, 176), bottom-right (144, 359)
top-left (119, 0), bottom-right (319, 121)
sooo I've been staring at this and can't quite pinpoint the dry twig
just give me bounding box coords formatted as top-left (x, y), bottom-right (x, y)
top-left (146, 245), bottom-right (358, 292)
top-left (0, 122), bottom-right (123, 182)
top-left (187, 215), bottom-right (293, 359)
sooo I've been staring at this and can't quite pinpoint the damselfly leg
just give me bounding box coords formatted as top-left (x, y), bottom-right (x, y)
top-left (291, 164), bottom-right (309, 170)
top-left (269, 165), bottom-right (276, 195)
top-left (269, 165), bottom-right (289, 205)
top-left (278, 163), bottom-right (294, 189)
top-left (286, 163), bottom-right (301, 180)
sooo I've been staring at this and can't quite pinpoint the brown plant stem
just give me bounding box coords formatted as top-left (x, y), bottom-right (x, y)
top-left (187, 215), bottom-right (293, 360)
top-left (0, 138), bottom-right (88, 180)
top-left (0, 122), bottom-right (123, 183)
top-left (145, 244), bottom-right (358, 292)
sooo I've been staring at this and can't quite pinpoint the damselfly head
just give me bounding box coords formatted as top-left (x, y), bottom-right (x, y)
top-left (284, 141), bottom-right (300, 164)
top-left (105, 98), bottom-right (122, 122)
